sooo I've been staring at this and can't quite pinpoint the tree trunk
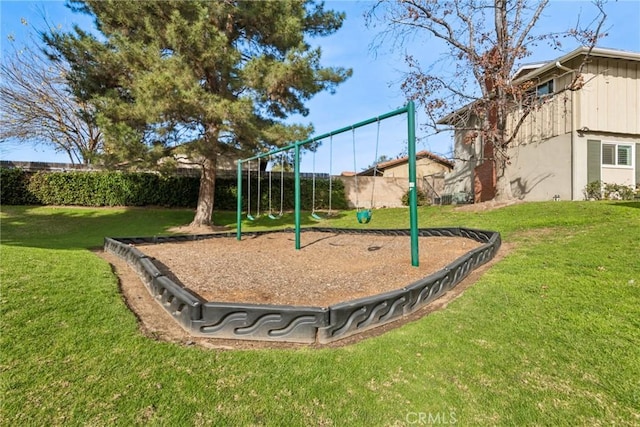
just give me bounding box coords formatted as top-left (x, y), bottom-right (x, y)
top-left (191, 155), bottom-right (217, 226)
top-left (494, 156), bottom-right (513, 201)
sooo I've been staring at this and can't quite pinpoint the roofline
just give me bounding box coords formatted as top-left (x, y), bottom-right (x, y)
top-left (437, 46), bottom-right (640, 125)
top-left (357, 150), bottom-right (454, 175)
top-left (511, 62), bottom-right (549, 80)
top-left (436, 103), bottom-right (476, 126)
top-left (512, 46), bottom-right (640, 84)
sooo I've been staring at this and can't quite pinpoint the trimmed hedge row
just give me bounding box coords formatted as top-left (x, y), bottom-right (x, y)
top-left (0, 168), bottom-right (347, 210)
top-left (0, 168), bottom-right (40, 205)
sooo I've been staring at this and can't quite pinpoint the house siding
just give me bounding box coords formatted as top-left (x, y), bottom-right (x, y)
top-left (444, 49), bottom-right (640, 202)
top-left (574, 135), bottom-right (639, 196)
top-left (507, 133), bottom-right (572, 201)
top-left (499, 56), bottom-right (640, 146)
top-left (507, 69), bottom-right (575, 145)
top-left (443, 128), bottom-right (480, 196)
top-left (601, 166), bottom-right (635, 186)
top-left (579, 58), bottom-right (640, 134)
top-left (383, 157), bottom-right (450, 179)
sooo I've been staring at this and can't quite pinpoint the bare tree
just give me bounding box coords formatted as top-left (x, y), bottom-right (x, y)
top-left (0, 42), bottom-right (102, 164)
top-left (368, 0), bottom-right (607, 201)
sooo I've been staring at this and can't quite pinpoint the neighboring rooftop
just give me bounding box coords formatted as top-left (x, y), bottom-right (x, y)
top-left (357, 150), bottom-right (454, 176)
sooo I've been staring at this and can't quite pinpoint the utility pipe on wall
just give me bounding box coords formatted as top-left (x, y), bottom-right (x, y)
top-left (556, 61), bottom-right (577, 200)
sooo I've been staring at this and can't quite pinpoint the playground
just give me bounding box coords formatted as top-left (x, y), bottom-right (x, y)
top-left (105, 225), bottom-right (499, 343)
top-left (133, 232), bottom-right (481, 307)
top-left (102, 227), bottom-right (500, 347)
top-left (99, 103), bottom-right (500, 343)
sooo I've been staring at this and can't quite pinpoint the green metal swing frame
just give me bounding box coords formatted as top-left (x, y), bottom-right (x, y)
top-left (236, 101), bottom-right (420, 267)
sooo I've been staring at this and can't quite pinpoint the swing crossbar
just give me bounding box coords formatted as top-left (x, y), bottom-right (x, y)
top-left (240, 105), bottom-right (409, 164)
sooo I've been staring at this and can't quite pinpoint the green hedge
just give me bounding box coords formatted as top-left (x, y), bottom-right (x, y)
top-left (248, 176), bottom-right (348, 212)
top-left (0, 168), bottom-right (347, 211)
top-left (25, 171), bottom-right (200, 207)
top-left (0, 168), bottom-right (40, 205)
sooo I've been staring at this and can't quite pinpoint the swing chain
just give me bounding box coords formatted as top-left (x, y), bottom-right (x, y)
top-left (256, 158), bottom-right (261, 217)
top-left (311, 139), bottom-right (322, 219)
top-left (328, 134), bottom-right (333, 216)
top-left (246, 160), bottom-right (255, 220)
top-left (352, 127), bottom-right (360, 211)
top-left (370, 118), bottom-right (381, 208)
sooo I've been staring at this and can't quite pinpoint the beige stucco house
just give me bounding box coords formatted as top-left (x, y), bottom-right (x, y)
top-left (443, 46), bottom-right (640, 201)
top-left (358, 150), bottom-right (454, 202)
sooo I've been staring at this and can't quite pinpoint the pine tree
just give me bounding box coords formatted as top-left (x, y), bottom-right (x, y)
top-left (45, 0), bottom-right (351, 225)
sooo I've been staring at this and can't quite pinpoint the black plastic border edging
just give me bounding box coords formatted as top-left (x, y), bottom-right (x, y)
top-left (104, 227), bottom-right (501, 344)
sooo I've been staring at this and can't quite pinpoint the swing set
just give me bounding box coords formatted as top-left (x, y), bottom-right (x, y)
top-left (245, 155), bottom-right (286, 221)
top-left (245, 142), bottom-right (340, 223)
top-left (245, 123), bottom-right (380, 225)
top-left (236, 101), bottom-right (420, 266)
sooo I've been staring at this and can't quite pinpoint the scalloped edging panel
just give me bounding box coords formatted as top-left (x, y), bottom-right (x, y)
top-left (104, 227), bottom-right (500, 344)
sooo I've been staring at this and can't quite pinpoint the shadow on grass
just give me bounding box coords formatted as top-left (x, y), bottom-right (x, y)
top-left (1, 206), bottom-right (195, 250)
top-left (235, 210), bottom-right (350, 230)
top-left (609, 201), bottom-right (640, 209)
top-left (0, 206), bottom-right (352, 250)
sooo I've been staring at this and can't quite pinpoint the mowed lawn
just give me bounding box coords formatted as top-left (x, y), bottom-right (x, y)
top-left (1, 202), bottom-right (639, 426)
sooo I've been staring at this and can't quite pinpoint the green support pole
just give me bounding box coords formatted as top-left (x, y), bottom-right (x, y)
top-left (236, 160), bottom-right (243, 241)
top-left (407, 101), bottom-right (419, 267)
top-left (294, 143), bottom-right (301, 249)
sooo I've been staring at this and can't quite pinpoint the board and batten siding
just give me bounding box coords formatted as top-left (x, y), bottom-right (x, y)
top-left (506, 71), bottom-right (575, 145)
top-left (507, 56), bottom-right (640, 144)
top-left (579, 58), bottom-right (640, 135)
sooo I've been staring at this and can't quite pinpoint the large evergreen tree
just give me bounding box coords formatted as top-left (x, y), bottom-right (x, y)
top-left (45, 0), bottom-right (351, 226)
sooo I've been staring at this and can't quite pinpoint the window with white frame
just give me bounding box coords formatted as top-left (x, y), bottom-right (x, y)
top-left (536, 80), bottom-right (554, 97)
top-left (602, 143), bottom-right (633, 167)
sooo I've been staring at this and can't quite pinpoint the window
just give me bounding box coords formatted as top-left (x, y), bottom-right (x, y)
top-left (618, 145), bottom-right (631, 166)
top-left (602, 144), bottom-right (615, 165)
top-left (602, 143), bottom-right (632, 167)
top-left (536, 80), bottom-right (554, 97)
top-left (524, 79), bottom-right (554, 102)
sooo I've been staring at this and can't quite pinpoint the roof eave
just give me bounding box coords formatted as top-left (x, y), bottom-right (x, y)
top-left (512, 46), bottom-right (640, 85)
top-left (437, 46), bottom-right (640, 125)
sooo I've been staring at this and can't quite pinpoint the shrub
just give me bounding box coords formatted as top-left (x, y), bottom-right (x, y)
top-left (401, 188), bottom-right (429, 206)
top-left (0, 168), bottom-right (347, 210)
top-left (583, 180), bottom-right (602, 200)
top-left (0, 168), bottom-right (39, 205)
top-left (583, 180), bottom-right (636, 201)
top-left (603, 183), bottom-right (635, 201)
top-left (26, 171), bottom-right (200, 207)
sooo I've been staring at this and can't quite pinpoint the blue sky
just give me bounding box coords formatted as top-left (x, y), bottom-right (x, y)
top-left (1, 0), bottom-right (639, 173)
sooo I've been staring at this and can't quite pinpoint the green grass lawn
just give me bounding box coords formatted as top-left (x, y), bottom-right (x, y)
top-left (1, 202), bottom-right (639, 426)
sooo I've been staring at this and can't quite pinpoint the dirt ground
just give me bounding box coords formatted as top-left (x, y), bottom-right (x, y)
top-left (98, 231), bottom-right (508, 349)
